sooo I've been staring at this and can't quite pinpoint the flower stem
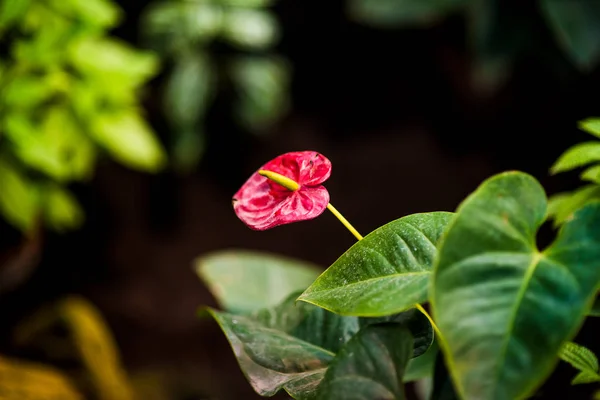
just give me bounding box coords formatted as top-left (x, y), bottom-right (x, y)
top-left (414, 303), bottom-right (444, 342)
top-left (331, 207), bottom-right (445, 343)
top-left (326, 203), bottom-right (363, 241)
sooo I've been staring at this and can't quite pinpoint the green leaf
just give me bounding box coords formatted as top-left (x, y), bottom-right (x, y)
top-left (559, 342), bottom-right (600, 385)
top-left (164, 53), bottom-right (214, 128)
top-left (195, 250), bottom-right (321, 314)
top-left (431, 171), bottom-right (600, 399)
top-left (298, 212), bottom-right (454, 317)
top-left (0, 0), bottom-right (31, 32)
top-left (207, 308), bottom-right (334, 399)
top-left (42, 185), bottom-right (84, 232)
top-left (581, 165), bottom-right (600, 184)
top-left (546, 185), bottom-right (600, 227)
top-left (91, 112), bottom-right (166, 172)
top-left (47, 0), bottom-right (121, 28)
top-left (230, 56), bottom-right (290, 132)
top-left (2, 75), bottom-right (56, 109)
top-left (579, 118), bottom-right (600, 139)
top-left (0, 158), bottom-right (38, 232)
top-left (347, 0), bottom-right (467, 28)
top-left (540, 0), bottom-right (600, 70)
top-left (208, 291), bottom-right (432, 399)
top-left (358, 308), bottom-right (433, 358)
top-left (221, 9), bottom-right (279, 50)
top-left (69, 38), bottom-right (159, 88)
top-left (404, 339), bottom-right (439, 382)
top-left (590, 296), bottom-right (600, 317)
top-left (316, 324), bottom-right (413, 400)
top-left (550, 142), bottom-right (600, 174)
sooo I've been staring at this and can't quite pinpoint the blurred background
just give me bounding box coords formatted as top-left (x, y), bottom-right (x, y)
top-left (1, 0), bottom-right (600, 398)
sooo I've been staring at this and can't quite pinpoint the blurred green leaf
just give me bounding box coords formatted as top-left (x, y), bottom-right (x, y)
top-left (231, 56), bottom-right (290, 132)
top-left (547, 186), bottom-right (600, 227)
top-left (0, 158), bottom-right (38, 232)
top-left (219, 0), bottom-right (275, 7)
top-left (221, 9), bottom-right (279, 50)
top-left (2, 75), bottom-right (57, 109)
top-left (579, 118), bottom-right (600, 138)
top-left (42, 185), bottom-right (84, 232)
top-left (69, 37), bottom-right (159, 88)
top-left (141, 2), bottom-right (223, 53)
top-left (195, 249), bottom-right (321, 314)
top-left (47, 0), bottom-right (121, 28)
top-left (541, 0), bottom-right (600, 70)
top-left (91, 112), bottom-right (166, 172)
top-left (348, 0), bottom-right (467, 28)
top-left (580, 165), bottom-right (600, 184)
top-left (559, 342), bottom-right (600, 385)
top-left (0, 0), bottom-right (31, 32)
top-left (551, 142), bottom-right (600, 174)
top-left (164, 53), bottom-right (214, 128)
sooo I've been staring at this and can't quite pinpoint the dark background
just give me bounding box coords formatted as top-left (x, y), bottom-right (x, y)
top-left (1, 0), bottom-right (600, 398)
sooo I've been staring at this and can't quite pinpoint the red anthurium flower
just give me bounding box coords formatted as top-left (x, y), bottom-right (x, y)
top-left (233, 151), bottom-right (332, 230)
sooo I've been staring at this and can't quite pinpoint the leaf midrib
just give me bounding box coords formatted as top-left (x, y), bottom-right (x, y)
top-left (302, 271), bottom-right (430, 297)
top-left (491, 251), bottom-right (542, 396)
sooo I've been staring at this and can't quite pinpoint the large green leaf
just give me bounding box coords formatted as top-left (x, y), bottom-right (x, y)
top-left (347, 0), bottom-right (467, 28)
top-left (207, 292), bottom-right (432, 399)
top-left (432, 171), bottom-right (600, 399)
top-left (316, 324), bottom-right (413, 400)
top-left (559, 341), bottom-right (600, 385)
top-left (195, 250), bottom-right (321, 314)
top-left (298, 212), bottom-right (454, 317)
top-left (540, 0), bottom-right (600, 70)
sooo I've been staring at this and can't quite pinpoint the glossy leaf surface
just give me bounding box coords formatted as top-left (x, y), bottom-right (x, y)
top-left (432, 172), bottom-right (600, 399)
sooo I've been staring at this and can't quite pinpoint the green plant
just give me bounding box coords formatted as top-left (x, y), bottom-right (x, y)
top-left (347, 0), bottom-right (600, 93)
top-left (140, 0), bottom-right (289, 172)
top-left (196, 145), bottom-right (600, 399)
top-left (0, 0), bottom-right (165, 234)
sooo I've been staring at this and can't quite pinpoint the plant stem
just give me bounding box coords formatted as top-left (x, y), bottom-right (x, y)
top-left (415, 303), bottom-right (444, 342)
top-left (326, 203), bottom-right (363, 241)
top-left (334, 211), bottom-right (445, 343)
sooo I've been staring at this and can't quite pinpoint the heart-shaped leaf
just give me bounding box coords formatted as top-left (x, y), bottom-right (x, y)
top-left (298, 212), bottom-right (454, 317)
top-left (207, 292), bottom-right (432, 398)
top-left (316, 324), bottom-right (413, 400)
top-left (195, 250), bottom-right (321, 314)
top-left (432, 171), bottom-right (600, 399)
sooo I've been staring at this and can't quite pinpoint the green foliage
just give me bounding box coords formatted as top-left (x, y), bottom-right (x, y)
top-left (559, 342), bottom-right (600, 385)
top-left (197, 251), bottom-right (434, 398)
top-left (432, 172), bottom-right (600, 399)
top-left (548, 117), bottom-right (600, 226)
top-left (195, 250), bottom-right (321, 314)
top-left (298, 212), bottom-right (453, 317)
top-left (348, 0), bottom-right (600, 93)
top-left (0, 0), bottom-right (164, 233)
top-left (141, 0), bottom-right (290, 172)
top-left (315, 324), bottom-right (413, 400)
